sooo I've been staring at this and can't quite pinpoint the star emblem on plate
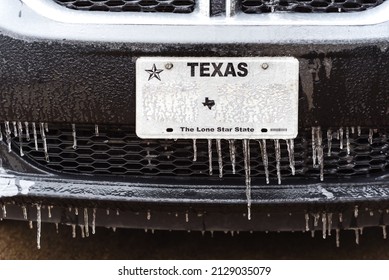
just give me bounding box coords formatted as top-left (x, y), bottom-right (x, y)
top-left (145, 64), bottom-right (163, 81)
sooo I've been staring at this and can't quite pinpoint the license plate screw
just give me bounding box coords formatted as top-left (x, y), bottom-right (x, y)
top-left (262, 63), bottom-right (269, 70)
top-left (165, 63), bottom-right (173, 70)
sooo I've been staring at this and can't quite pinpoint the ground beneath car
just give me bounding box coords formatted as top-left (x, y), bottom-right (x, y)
top-left (0, 220), bottom-right (388, 259)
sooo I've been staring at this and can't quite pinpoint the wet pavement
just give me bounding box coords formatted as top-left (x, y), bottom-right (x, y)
top-left (1, 220), bottom-right (389, 259)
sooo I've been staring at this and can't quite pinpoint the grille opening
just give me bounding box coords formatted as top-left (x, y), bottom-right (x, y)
top-left (6, 124), bottom-right (389, 182)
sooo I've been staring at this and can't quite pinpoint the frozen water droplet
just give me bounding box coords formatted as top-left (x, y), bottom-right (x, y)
top-left (242, 139), bottom-right (251, 220)
top-left (327, 213), bottom-right (333, 236)
top-left (72, 224), bottom-right (76, 238)
top-left (339, 127), bottom-right (344, 150)
top-left (92, 208), bottom-right (96, 235)
top-left (75, 207), bottom-right (79, 216)
top-left (346, 127), bottom-right (350, 155)
top-left (17, 122), bottom-right (24, 156)
top-left (274, 139), bottom-right (281, 185)
top-left (354, 205), bottom-right (358, 218)
top-left (382, 225), bottom-right (387, 239)
top-left (55, 223), bottom-right (59, 234)
top-left (36, 204), bottom-right (41, 249)
top-left (258, 140), bottom-right (269, 184)
top-left (72, 124), bottom-right (77, 149)
top-left (95, 124), bottom-right (99, 136)
top-left (12, 121), bottom-right (18, 137)
top-left (147, 210), bottom-right (151, 220)
top-left (322, 212), bottom-right (327, 239)
top-left (305, 213), bottom-right (310, 231)
top-left (286, 139), bottom-right (295, 176)
top-left (336, 229), bottom-right (340, 247)
top-left (5, 121), bottom-right (11, 152)
top-left (368, 128), bottom-right (373, 145)
top-left (2, 204), bottom-right (6, 218)
top-left (192, 139), bottom-right (197, 162)
top-left (24, 122), bottom-right (30, 141)
top-left (354, 228), bottom-right (359, 245)
top-left (327, 129), bottom-right (332, 156)
top-left (40, 122), bottom-right (49, 162)
top-left (22, 205), bottom-right (27, 220)
top-left (80, 225), bottom-right (85, 238)
top-left (208, 139), bottom-right (213, 175)
top-left (185, 211), bottom-right (189, 223)
top-left (357, 126), bottom-right (361, 136)
top-left (32, 122), bottom-right (38, 151)
top-left (84, 208), bottom-right (89, 238)
top-left (216, 139), bottom-right (223, 178)
top-left (228, 140), bottom-right (236, 174)
top-left (48, 205), bottom-right (52, 219)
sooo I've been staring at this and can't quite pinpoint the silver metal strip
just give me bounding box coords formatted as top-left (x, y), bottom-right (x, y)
top-left (21, 0), bottom-right (389, 26)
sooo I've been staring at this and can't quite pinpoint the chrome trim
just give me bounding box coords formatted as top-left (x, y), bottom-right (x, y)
top-left (22, 0), bottom-right (389, 26)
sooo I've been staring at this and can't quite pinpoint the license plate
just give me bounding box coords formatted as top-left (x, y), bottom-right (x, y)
top-left (136, 57), bottom-right (299, 139)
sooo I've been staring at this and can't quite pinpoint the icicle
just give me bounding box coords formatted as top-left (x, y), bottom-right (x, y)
top-left (116, 209), bottom-right (119, 216)
top-left (147, 210), bottom-right (151, 220)
top-left (55, 223), bottom-right (59, 234)
top-left (311, 127), bottom-right (317, 167)
top-left (22, 205), bottom-right (27, 220)
top-left (259, 140), bottom-right (269, 184)
top-left (336, 229), bottom-right (340, 247)
top-left (305, 213), bottom-right (310, 231)
top-left (339, 213), bottom-right (343, 223)
top-left (354, 228), bottom-right (359, 245)
top-left (17, 122), bottom-right (24, 156)
top-left (357, 126), bottom-right (361, 136)
top-left (45, 123), bottom-right (48, 133)
top-left (72, 224), bottom-right (76, 238)
top-left (72, 124), bottom-right (77, 149)
top-left (242, 139), bottom-right (251, 220)
top-left (211, 231), bottom-right (214, 238)
top-left (112, 227), bottom-right (117, 233)
top-left (75, 207), bottom-right (79, 215)
top-left (106, 209), bottom-right (110, 215)
top-left (313, 213), bottom-right (319, 226)
top-left (32, 122), bottom-right (38, 151)
top-left (29, 220), bottom-right (33, 229)
top-left (201, 231), bottom-right (205, 236)
top-left (351, 126), bottom-right (355, 134)
top-left (286, 139), bottom-right (295, 175)
top-left (12, 121), bottom-right (17, 136)
top-left (370, 211), bottom-right (374, 216)
top-left (216, 139), bottom-right (223, 178)
top-left (185, 211), bottom-right (189, 223)
top-left (36, 204), bottom-right (41, 249)
top-left (80, 225), bottom-right (85, 238)
top-left (360, 227), bottom-right (364, 235)
top-left (5, 121), bottom-right (11, 152)
top-left (339, 127), bottom-right (344, 150)
top-left (346, 127), bottom-right (350, 155)
top-left (368, 128), bottom-right (373, 144)
top-left (1, 204), bottom-right (6, 218)
top-left (382, 225), bottom-right (387, 239)
top-left (316, 128), bottom-right (324, 181)
top-left (322, 212), bottom-right (327, 239)
top-left (327, 129), bottom-right (332, 156)
top-left (230, 231), bottom-right (234, 237)
top-left (354, 205), bottom-right (359, 218)
top-left (0, 123), bottom-right (2, 142)
top-left (192, 139), bottom-right (197, 162)
top-left (208, 139), bottom-right (213, 175)
top-left (92, 208), bottom-right (96, 235)
top-left (40, 122), bottom-right (49, 162)
top-left (274, 139), bottom-right (281, 184)
top-left (84, 208), bottom-right (89, 237)
top-left (48, 206), bottom-right (52, 219)
top-left (228, 140), bottom-right (236, 174)
top-left (327, 213), bottom-right (333, 236)
top-left (24, 122), bottom-right (30, 141)
top-left (311, 230), bottom-right (315, 238)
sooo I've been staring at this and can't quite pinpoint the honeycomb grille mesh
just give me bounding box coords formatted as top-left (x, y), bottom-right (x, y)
top-left (8, 124), bottom-right (389, 182)
top-left (241, 0), bottom-right (386, 13)
top-left (54, 0), bottom-right (196, 13)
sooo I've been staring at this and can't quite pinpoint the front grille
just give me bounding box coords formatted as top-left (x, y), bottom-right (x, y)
top-left (54, 0), bottom-right (196, 13)
top-left (241, 0), bottom-right (386, 13)
top-left (7, 124), bottom-right (389, 182)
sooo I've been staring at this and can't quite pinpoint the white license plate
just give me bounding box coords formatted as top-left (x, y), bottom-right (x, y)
top-left (136, 57), bottom-right (299, 139)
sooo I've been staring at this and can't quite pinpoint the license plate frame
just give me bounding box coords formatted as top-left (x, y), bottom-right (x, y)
top-left (136, 57), bottom-right (299, 139)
